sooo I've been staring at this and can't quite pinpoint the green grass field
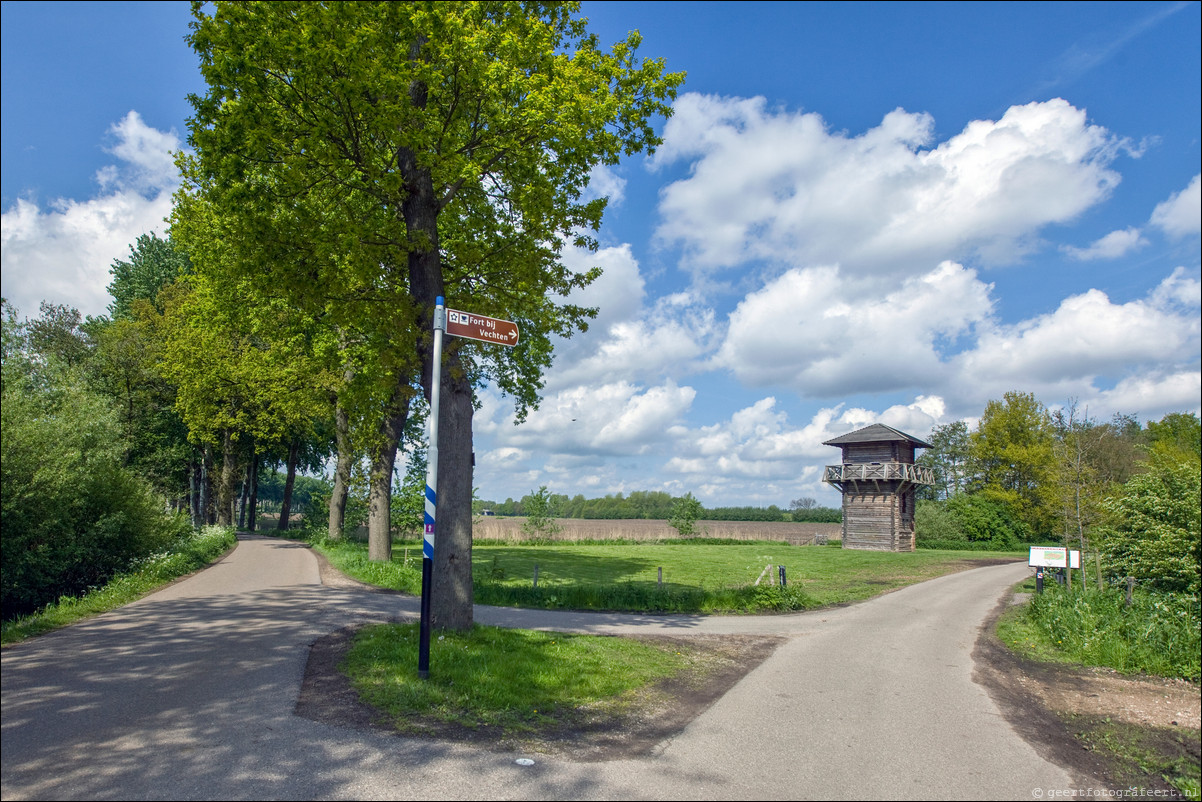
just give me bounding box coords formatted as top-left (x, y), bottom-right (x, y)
top-left (316, 537), bottom-right (1024, 613)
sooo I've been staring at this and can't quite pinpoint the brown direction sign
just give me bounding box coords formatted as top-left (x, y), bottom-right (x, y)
top-left (446, 308), bottom-right (520, 347)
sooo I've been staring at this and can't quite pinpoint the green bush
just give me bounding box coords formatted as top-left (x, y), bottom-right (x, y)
top-left (1, 374), bottom-right (190, 620)
top-left (916, 495), bottom-right (1027, 549)
top-left (946, 494), bottom-right (1028, 546)
top-left (1025, 584), bottom-right (1200, 681)
top-left (2, 525), bottom-right (235, 643)
top-left (669, 492), bottom-right (704, 536)
top-left (1097, 453), bottom-right (1200, 595)
top-left (916, 499), bottom-right (964, 541)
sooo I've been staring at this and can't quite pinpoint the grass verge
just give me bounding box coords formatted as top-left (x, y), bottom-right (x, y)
top-left (1, 525), bottom-right (237, 645)
top-left (1006, 583), bottom-right (1200, 682)
top-left (343, 622), bottom-right (693, 738)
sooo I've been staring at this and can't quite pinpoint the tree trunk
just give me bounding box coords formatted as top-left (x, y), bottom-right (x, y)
top-left (328, 394), bottom-right (352, 541)
top-left (247, 451), bottom-right (259, 533)
top-left (431, 351), bottom-right (475, 631)
top-left (199, 450), bottom-right (211, 526)
top-left (237, 442), bottom-right (252, 530)
top-left (368, 388), bottom-right (410, 562)
top-left (278, 438), bottom-right (299, 531)
top-left (217, 430), bottom-right (241, 527)
top-left (401, 34), bottom-right (474, 629)
top-left (189, 459), bottom-right (201, 528)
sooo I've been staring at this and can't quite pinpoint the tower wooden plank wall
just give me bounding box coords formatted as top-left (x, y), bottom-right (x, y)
top-left (822, 425), bottom-right (934, 552)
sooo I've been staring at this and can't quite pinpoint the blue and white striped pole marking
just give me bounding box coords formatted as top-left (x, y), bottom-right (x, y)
top-left (418, 296), bottom-right (445, 680)
top-left (423, 484), bottom-right (437, 560)
top-left (426, 297), bottom-right (445, 556)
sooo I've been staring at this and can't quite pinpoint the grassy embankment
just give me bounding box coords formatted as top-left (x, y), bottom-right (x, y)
top-left (0, 526), bottom-right (237, 645)
top-left (998, 578), bottom-right (1201, 798)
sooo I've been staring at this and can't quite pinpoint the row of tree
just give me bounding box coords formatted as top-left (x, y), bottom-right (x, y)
top-left (915, 391), bottom-right (1200, 592)
top-left (476, 490), bottom-right (841, 522)
top-left (4, 4), bottom-right (684, 630)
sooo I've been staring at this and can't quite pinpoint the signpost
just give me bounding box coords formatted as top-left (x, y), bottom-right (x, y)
top-left (419, 298), bottom-right (519, 679)
top-left (1028, 547), bottom-right (1081, 594)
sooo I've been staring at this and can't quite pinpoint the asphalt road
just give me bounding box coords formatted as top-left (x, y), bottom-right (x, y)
top-left (2, 536), bottom-right (1087, 800)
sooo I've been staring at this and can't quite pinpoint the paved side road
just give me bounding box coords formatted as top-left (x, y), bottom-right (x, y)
top-left (2, 537), bottom-right (1087, 800)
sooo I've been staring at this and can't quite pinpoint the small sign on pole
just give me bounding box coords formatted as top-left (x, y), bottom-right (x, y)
top-left (446, 309), bottom-right (520, 347)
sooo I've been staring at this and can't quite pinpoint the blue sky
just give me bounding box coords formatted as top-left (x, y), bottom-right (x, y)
top-left (3, 1), bottom-right (1199, 507)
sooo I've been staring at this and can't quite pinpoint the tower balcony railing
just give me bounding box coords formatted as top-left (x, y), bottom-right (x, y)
top-left (822, 462), bottom-right (935, 487)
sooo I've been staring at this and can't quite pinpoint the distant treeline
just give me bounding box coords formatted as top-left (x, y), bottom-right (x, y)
top-left (475, 490), bottom-right (841, 523)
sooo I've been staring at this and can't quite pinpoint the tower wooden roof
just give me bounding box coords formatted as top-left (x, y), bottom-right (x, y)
top-left (822, 423), bottom-right (932, 449)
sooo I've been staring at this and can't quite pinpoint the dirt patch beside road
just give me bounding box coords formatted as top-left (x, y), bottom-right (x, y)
top-left (974, 590), bottom-right (1201, 794)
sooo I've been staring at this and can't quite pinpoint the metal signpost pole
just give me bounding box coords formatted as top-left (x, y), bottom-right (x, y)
top-left (418, 297), bottom-right (445, 680)
top-left (417, 301), bottom-right (517, 679)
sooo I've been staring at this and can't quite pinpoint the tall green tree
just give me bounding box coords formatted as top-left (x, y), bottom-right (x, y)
top-left (181, 1), bottom-right (683, 629)
top-left (1146, 412), bottom-right (1201, 462)
top-left (93, 234), bottom-right (197, 507)
top-left (1050, 402), bottom-right (1108, 588)
top-left (969, 391), bottom-right (1056, 536)
top-left (24, 302), bottom-right (92, 370)
top-left (917, 420), bottom-right (971, 501)
top-left (107, 232), bottom-right (192, 319)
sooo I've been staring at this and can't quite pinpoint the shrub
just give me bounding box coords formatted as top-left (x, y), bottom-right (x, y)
top-left (1, 374), bottom-right (189, 620)
top-left (1096, 453), bottom-right (1200, 595)
top-left (668, 492), bottom-right (704, 537)
top-left (916, 499), bottom-right (964, 541)
top-left (946, 494), bottom-right (1028, 548)
top-left (522, 486), bottom-right (562, 538)
top-left (1025, 584), bottom-right (1200, 681)
top-left (916, 495), bottom-right (1027, 549)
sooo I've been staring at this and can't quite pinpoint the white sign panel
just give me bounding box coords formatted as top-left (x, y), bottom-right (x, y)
top-left (1028, 547), bottom-right (1081, 568)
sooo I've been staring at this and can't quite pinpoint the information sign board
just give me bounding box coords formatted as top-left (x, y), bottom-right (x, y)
top-left (1028, 547), bottom-right (1081, 568)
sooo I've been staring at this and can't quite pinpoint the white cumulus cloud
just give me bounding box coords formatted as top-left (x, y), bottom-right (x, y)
top-left (549, 244), bottom-right (717, 388)
top-left (952, 267), bottom-right (1200, 402)
top-left (1062, 227), bottom-right (1148, 260)
top-left (713, 261), bottom-right (993, 396)
top-left (654, 96), bottom-right (1124, 280)
top-left (1, 111), bottom-right (182, 318)
top-left (1149, 173), bottom-right (1202, 238)
top-left (478, 380), bottom-right (696, 458)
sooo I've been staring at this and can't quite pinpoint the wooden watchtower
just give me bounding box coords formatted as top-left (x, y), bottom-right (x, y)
top-left (822, 424), bottom-right (934, 552)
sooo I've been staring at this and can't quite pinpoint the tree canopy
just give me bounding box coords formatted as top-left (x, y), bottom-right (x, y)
top-left (177, 0), bottom-right (684, 627)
